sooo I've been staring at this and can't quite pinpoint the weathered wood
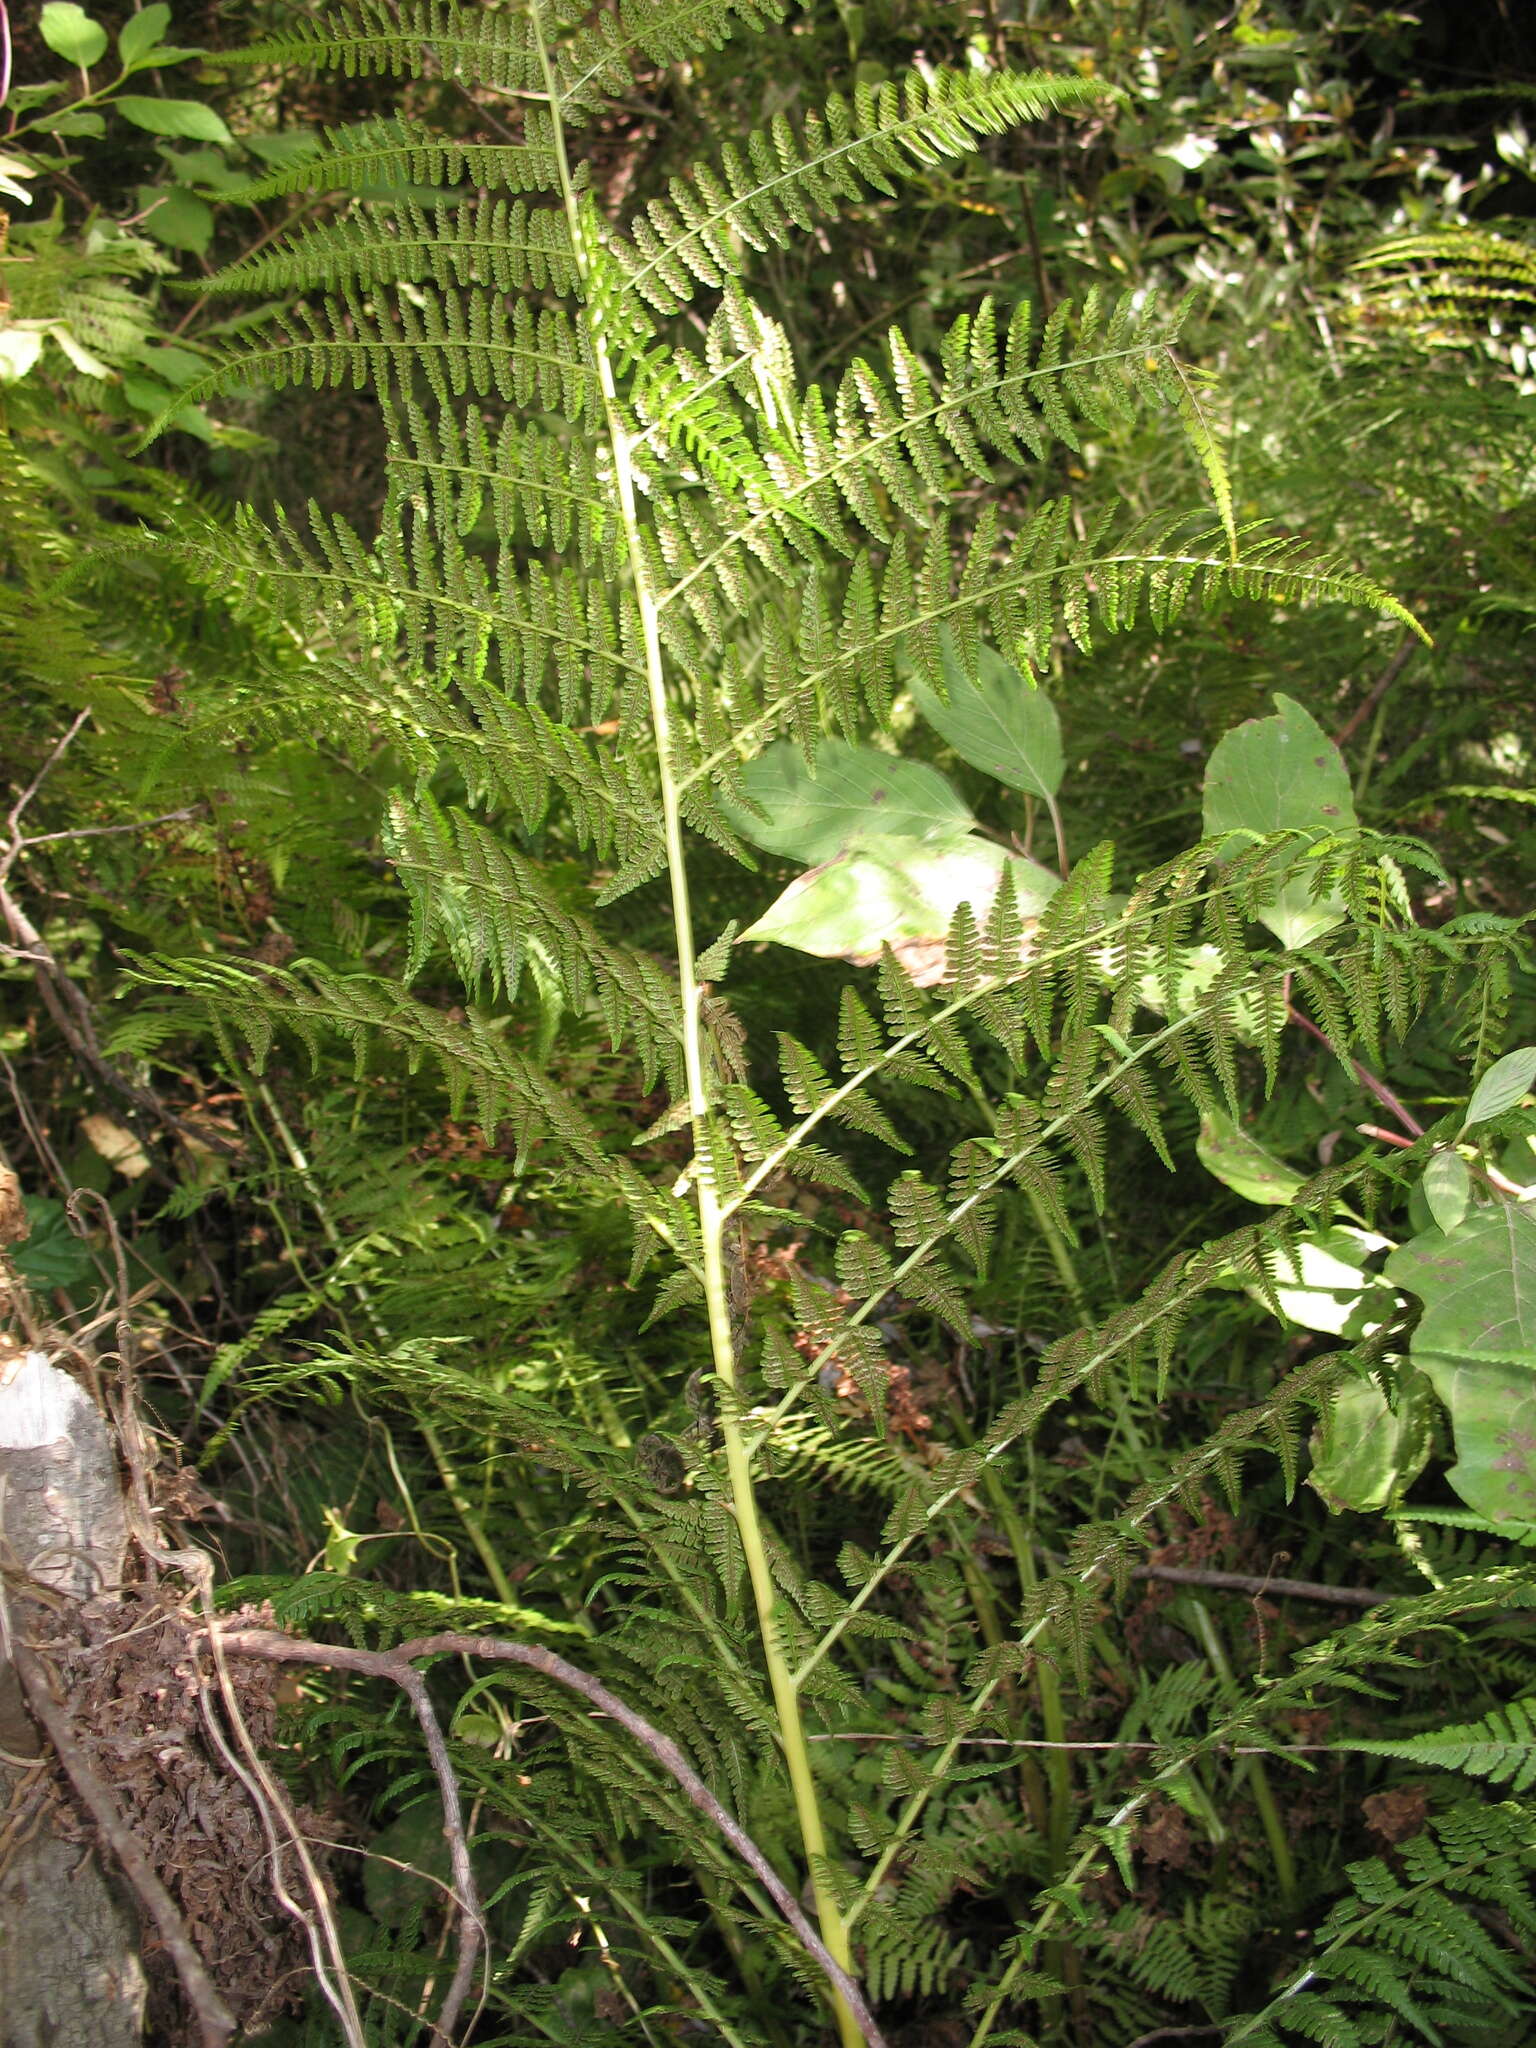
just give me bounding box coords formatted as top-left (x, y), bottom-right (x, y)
top-left (0, 1343), bottom-right (146, 2048)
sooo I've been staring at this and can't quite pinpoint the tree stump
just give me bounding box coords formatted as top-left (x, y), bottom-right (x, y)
top-left (1, 1337), bottom-right (146, 2047)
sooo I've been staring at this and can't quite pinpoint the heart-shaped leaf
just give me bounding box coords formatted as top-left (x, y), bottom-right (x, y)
top-left (1417, 1360), bottom-right (1536, 1527)
top-left (40, 2), bottom-right (107, 67)
top-left (1202, 693), bottom-right (1356, 947)
top-left (910, 642), bottom-right (1064, 799)
top-left (722, 741), bottom-right (974, 864)
top-left (1386, 1205), bottom-right (1536, 1372)
top-left (1386, 1205), bottom-right (1536, 1524)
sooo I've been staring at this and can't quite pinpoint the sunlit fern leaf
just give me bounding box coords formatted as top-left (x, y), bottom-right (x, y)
top-left (201, 196), bottom-right (581, 300)
top-left (608, 70), bottom-right (1114, 314)
top-left (223, 115), bottom-right (560, 202)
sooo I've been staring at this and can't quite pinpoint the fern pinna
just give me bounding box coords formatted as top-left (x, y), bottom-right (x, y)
top-left (130, 3), bottom-right (1532, 2042)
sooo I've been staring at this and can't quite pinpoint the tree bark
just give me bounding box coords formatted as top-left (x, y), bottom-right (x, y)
top-left (0, 1342), bottom-right (146, 2048)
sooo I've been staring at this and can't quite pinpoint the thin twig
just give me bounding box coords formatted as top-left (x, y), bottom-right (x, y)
top-left (1125, 2027), bottom-right (1225, 2048)
top-left (382, 1662), bottom-right (483, 2043)
top-left (14, 807), bottom-right (199, 853)
top-left (7, 1629), bottom-right (237, 2048)
top-left (0, 881), bottom-right (237, 1155)
top-left (1, 710), bottom-right (90, 879)
top-left (807, 1733), bottom-right (1346, 1755)
top-left (1333, 631), bottom-right (1418, 748)
top-left (1130, 1562), bottom-right (1383, 1609)
top-left (1, 714), bottom-right (228, 1156)
top-left (215, 1625), bottom-right (891, 2048)
top-left (69, 1188), bottom-right (369, 2048)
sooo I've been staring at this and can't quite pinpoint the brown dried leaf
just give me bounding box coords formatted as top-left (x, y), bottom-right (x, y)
top-left (1363, 1783), bottom-right (1429, 1845)
top-left (0, 1165), bottom-right (27, 1245)
top-left (1137, 1798), bottom-right (1193, 1871)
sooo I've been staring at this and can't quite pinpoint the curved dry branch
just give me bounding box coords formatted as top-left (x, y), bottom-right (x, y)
top-left (213, 1624), bottom-right (890, 2048)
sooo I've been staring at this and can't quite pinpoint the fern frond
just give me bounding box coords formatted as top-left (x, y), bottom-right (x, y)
top-left (861, 1921), bottom-right (971, 2003)
top-left (684, 517), bottom-right (1422, 789)
top-left (202, 195), bottom-right (580, 300)
top-left (127, 953), bottom-right (611, 1176)
top-left (209, 1), bottom-right (547, 93)
top-left (174, 287), bottom-right (600, 421)
top-left (1340, 1698), bottom-right (1536, 1792)
top-left (382, 795), bottom-right (685, 1093)
top-left (610, 69), bottom-right (1112, 313)
top-left (1229, 1798), bottom-right (1536, 2048)
top-left (226, 114), bottom-right (559, 202)
top-left (653, 293), bottom-right (1194, 629)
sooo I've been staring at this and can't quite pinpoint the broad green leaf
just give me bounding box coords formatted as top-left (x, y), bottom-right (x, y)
top-left (11, 1196), bottom-right (96, 1291)
top-left (244, 129), bottom-right (322, 168)
top-left (40, 2), bottom-right (108, 67)
top-left (723, 740), bottom-right (973, 864)
top-left (1417, 1360), bottom-right (1536, 1526)
top-left (744, 835), bottom-right (1059, 984)
top-left (1197, 1107), bottom-right (1305, 1205)
top-left (0, 152), bottom-right (37, 205)
top-left (1308, 1367), bottom-right (1435, 1513)
top-left (115, 95), bottom-right (232, 145)
top-left (1462, 1046), bottom-right (1536, 1132)
top-left (1421, 1149), bottom-right (1471, 1235)
top-left (32, 110), bottom-right (106, 135)
top-left (910, 642), bottom-right (1064, 798)
top-left (1251, 1226), bottom-right (1398, 1336)
top-left (0, 330), bottom-right (45, 380)
top-left (156, 145), bottom-right (249, 195)
top-left (118, 3), bottom-right (172, 67)
top-left (1501, 1128), bottom-right (1536, 1191)
top-left (1385, 1205), bottom-right (1536, 1372)
top-left (1202, 693), bottom-right (1357, 947)
top-left (137, 184), bottom-right (214, 253)
top-left (1386, 1206), bottom-right (1536, 1524)
top-left (48, 322), bottom-right (110, 378)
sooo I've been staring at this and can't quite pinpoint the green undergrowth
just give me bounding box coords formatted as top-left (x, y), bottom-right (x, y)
top-left (2, 3), bottom-right (1535, 2045)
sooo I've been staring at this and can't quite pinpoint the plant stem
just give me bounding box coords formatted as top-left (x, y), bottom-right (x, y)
top-left (530, 16), bottom-right (862, 2040)
top-left (1187, 1601), bottom-right (1297, 1912)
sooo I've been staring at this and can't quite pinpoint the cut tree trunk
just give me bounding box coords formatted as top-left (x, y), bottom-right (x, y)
top-left (0, 1340), bottom-right (147, 2047)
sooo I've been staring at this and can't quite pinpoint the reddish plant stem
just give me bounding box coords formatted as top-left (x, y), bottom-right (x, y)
top-left (1288, 1006), bottom-right (1426, 1137)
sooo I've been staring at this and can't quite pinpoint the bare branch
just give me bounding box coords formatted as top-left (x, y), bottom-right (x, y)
top-left (1131, 1563), bottom-right (1383, 1609)
top-left (215, 1625), bottom-right (891, 2048)
top-left (2, 710), bottom-right (90, 878)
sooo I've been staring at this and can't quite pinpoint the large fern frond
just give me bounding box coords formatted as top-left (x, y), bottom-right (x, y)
top-left (609, 70), bottom-right (1113, 313)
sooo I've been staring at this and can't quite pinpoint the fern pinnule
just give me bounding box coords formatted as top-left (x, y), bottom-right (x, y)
top-left (1341, 1699), bottom-right (1536, 1792)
